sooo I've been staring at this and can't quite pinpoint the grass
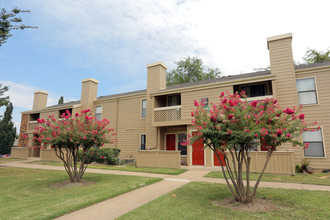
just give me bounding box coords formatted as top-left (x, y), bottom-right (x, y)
top-left (118, 181), bottom-right (330, 220)
top-left (0, 167), bottom-right (161, 220)
top-left (205, 171), bottom-right (330, 186)
top-left (0, 157), bottom-right (23, 164)
top-left (28, 160), bottom-right (187, 175)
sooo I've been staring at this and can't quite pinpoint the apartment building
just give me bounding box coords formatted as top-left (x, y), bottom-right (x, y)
top-left (17, 33), bottom-right (330, 170)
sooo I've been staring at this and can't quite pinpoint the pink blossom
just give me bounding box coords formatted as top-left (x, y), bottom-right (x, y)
top-left (228, 114), bottom-right (234, 120)
top-left (303, 143), bottom-right (309, 149)
top-left (229, 100), bottom-right (235, 107)
top-left (220, 92), bottom-right (225, 97)
top-left (245, 129), bottom-right (250, 133)
top-left (298, 114), bottom-right (305, 120)
top-left (286, 133), bottom-right (291, 138)
top-left (194, 100), bottom-right (199, 107)
top-left (191, 111), bottom-right (194, 117)
top-left (251, 101), bottom-right (258, 107)
top-left (254, 134), bottom-right (258, 137)
top-left (276, 129), bottom-right (283, 136)
top-left (283, 108), bottom-right (294, 115)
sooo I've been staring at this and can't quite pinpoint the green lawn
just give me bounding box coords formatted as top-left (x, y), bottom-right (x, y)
top-left (205, 171), bottom-right (330, 186)
top-left (119, 182), bottom-right (330, 220)
top-left (0, 167), bottom-right (161, 220)
top-left (28, 160), bottom-right (187, 175)
top-left (0, 157), bottom-right (23, 164)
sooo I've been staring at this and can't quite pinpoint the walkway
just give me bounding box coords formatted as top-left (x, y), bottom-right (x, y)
top-left (1, 159), bottom-right (330, 220)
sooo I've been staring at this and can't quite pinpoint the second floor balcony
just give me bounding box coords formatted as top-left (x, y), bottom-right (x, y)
top-left (153, 105), bottom-right (183, 126)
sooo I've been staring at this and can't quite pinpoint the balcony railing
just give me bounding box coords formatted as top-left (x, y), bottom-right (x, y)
top-left (154, 105), bottom-right (181, 123)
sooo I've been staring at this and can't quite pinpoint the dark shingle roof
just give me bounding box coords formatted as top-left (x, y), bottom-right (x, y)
top-left (97, 89), bottom-right (146, 100)
top-left (35, 61), bottom-right (330, 111)
top-left (44, 100), bottom-right (81, 109)
top-left (163, 70), bottom-right (271, 91)
top-left (294, 61), bottom-right (330, 70)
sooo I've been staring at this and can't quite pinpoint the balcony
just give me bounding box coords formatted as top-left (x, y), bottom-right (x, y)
top-left (153, 105), bottom-right (183, 126)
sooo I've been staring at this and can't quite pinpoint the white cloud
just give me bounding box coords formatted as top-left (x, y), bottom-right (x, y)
top-left (14, 0), bottom-right (330, 76)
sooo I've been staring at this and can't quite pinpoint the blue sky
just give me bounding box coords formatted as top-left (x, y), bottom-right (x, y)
top-left (1, 0), bottom-right (330, 132)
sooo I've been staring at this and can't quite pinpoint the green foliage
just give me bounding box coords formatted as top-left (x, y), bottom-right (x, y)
top-left (303, 48), bottom-right (330, 64)
top-left (79, 148), bottom-right (121, 165)
top-left (0, 83), bottom-right (9, 107)
top-left (58, 96), bottom-right (64, 104)
top-left (0, 7), bottom-right (37, 46)
top-left (0, 103), bottom-right (17, 154)
top-left (188, 91), bottom-right (318, 203)
top-left (295, 164), bottom-right (303, 173)
top-left (32, 109), bottom-right (115, 182)
top-left (166, 56), bottom-right (221, 86)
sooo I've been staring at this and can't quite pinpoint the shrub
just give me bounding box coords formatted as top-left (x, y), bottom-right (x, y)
top-left (79, 148), bottom-right (120, 165)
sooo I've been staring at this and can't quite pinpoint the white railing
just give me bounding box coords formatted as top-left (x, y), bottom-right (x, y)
top-left (154, 105), bottom-right (181, 122)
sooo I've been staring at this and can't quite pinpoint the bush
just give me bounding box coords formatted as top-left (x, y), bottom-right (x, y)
top-left (296, 164), bottom-right (303, 173)
top-left (79, 148), bottom-right (120, 165)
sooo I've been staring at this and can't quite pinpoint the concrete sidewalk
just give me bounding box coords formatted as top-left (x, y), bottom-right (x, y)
top-left (1, 159), bottom-right (330, 220)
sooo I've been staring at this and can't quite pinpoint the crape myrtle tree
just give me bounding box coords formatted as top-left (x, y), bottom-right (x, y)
top-left (32, 109), bottom-right (115, 183)
top-left (186, 91), bottom-right (318, 203)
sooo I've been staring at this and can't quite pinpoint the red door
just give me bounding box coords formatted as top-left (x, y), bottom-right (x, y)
top-left (214, 149), bottom-right (226, 166)
top-left (166, 134), bottom-right (176, 151)
top-left (192, 138), bottom-right (204, 165)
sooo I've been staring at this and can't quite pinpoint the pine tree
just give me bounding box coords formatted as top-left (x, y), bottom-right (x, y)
top-left (58, 96), bottom-right (64, 104)
top-left (0, 103), bottom-right (17, 154)
top-left (0, 83), bottom-right (9, 107)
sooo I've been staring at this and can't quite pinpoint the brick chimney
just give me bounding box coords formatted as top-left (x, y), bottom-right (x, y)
top-left (267, 33), bottom-right (298, 108)
top-left (32, 90), bottom-right (48, 110)
top-left (81, 78), bottom-right (99, 110)
top-left (146, 61), bottom-right (167, 149)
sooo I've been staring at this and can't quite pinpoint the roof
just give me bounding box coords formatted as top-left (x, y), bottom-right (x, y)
top-left (45, 100), bottom-right (81, 109)
top-left (164, 70), bottom-right (271, 91)
top-left (97, 89), bottom-right (146, 100)
top-left (294, 61), bottom-right (330, 70)
top-left (28, 61), bottom-right (330, 112)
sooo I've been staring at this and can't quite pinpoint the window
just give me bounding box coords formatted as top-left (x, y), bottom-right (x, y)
top-left (95, 106), bottom-right (102, 121)
top-left (29, 113), bottom-right (40, 121)
top-left (303, 129), bottom-right (324, 157)
top-left (296, 78), bottom-right (317, 105)
top-left (141, 99), bottom-right (146, 118)
top-left (234, 81), bottom-right (272, 98)
top-left (59, 108), bottom-right (72, 117)
top-left (168, 95), bottom-right (181, 106)
top-left (140, 134), bottom-right (146, 150)
top-left (178, 133), bottom-right (187, 155)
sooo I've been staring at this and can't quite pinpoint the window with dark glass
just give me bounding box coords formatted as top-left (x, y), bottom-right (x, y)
top-left (59, 108), bottom-right (72, 117)
top-left (234, 81), bottom-right (272, 98)
top-left (141, 99), bottom-right (146, 118)
top-left (140, 134), bottom-right (146, 150)
top-left (303, 129), bottom-right (324, 157)
top-left (178, 133), bottom-right (187, 155)
top-left (29, 113), bottom-right (40, 121)
top-left (168, 95), bottom-right (181, 106)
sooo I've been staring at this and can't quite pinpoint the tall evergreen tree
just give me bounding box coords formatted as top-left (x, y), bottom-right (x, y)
top-left (58, 96), bottom-right (64, 104)
top-left (0, 83), bottom-right (9, 107)
top-left (0, 103), bottom-right (17, 154)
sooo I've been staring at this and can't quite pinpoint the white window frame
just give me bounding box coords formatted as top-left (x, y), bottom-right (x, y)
top-left (296, 76), bottom-right (319, 105)
top-left (95, 105), bottom-right (102, 121)
top-left (141, 99), bottom-right (147, 119)
top-left (303, 127), bottom-right (326, 158)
